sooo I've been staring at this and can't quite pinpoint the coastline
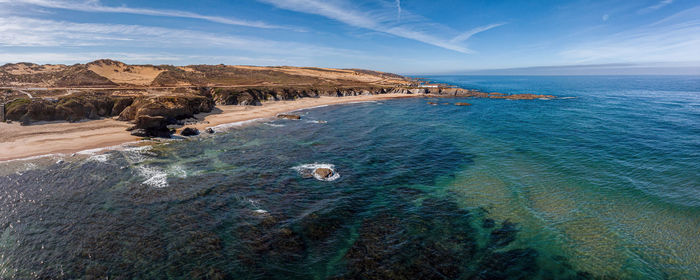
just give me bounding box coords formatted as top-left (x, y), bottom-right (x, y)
top-left (0, 93), bottom-right (412, 162)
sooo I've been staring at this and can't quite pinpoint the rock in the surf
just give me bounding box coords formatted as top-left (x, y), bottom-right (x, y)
top-left (455, 102), bottom-right (472, 106)
top-left (314, 168), bottom-right (334, 179)
top-left (277, 114), bottom-right (301, 120)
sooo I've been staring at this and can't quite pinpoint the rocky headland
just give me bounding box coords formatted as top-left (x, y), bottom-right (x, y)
top-left (0, 59), bottom-right (554, 160)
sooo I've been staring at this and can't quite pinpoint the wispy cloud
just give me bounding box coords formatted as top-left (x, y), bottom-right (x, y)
top-left (257, 0), bottom-right (501, 54)
top-left (451, 23), bottom-right (506, 43)
top-left (561, 6), bottom-right (700, 63)
top-left (638, 0), bottom-right (673, 14)
top-left (0, 0), bottom-right (299, 30)
top-left (0, 52), bottom-right (298, 66)
top-left (0, 16), bottom-right (352, 57)
top-left (395, 0), bottom-right (401, 21)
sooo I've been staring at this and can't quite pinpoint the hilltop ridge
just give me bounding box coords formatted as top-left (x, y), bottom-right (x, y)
top-left (0, 59), bottom-right (410, 88)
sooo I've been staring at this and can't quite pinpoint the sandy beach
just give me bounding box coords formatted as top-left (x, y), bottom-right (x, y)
top-left (0, 93), bottom-right (411, 162)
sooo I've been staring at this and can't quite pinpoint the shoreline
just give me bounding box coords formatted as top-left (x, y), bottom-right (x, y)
top-left (0, 93), bottom-right (414, 162)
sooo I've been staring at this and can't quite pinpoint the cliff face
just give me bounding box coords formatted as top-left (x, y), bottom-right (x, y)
top-left (1, 60), bottom-right (555, 136)
top-left (3, 86), bottom-right (554, 125)
top-left (4, 93), bottom-right (133, 124)
top-left (117, 95), bottom-right (214, 122)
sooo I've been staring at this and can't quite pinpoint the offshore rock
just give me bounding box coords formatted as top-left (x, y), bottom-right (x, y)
top-left (277, 114), bottom-right (301, 120)
top-left (313, 168), bottom-right (334, 179)
top-left (455, 102), bottom-right (472, 106)
top-left (491, 93), bottom-right (556, 100)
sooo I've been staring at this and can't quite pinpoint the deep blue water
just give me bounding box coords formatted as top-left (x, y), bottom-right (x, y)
top-left (0, 76), bottom-right (698, 279)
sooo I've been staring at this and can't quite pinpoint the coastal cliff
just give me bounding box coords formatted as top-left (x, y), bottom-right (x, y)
top-left (1, 60), bottom-right (554, 136)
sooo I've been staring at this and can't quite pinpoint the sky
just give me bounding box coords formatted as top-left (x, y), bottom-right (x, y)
top-left (0, 0), bottom-right (699, 74)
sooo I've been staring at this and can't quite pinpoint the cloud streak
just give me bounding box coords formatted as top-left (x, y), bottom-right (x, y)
top-left (395, 0), bottom-right (401, 21)
top-left (451, 23), bottom-right (506, 43)
top-left (0, 16), bottom-right (351, 57)
top-left (638, 0), bottom-right (673, 14)
top-left (561, 6), bottom-right (700, 63)
top-left (257, 0), bottom-right (500, 53)
top-left (0, 0), bottom-right (298, 30)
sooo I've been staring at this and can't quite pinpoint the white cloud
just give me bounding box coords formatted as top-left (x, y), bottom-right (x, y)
top-left (451, 23), bottom-right (506, 43)
top-left (560, 6), bottom-right (700, 63)
top-left (0, 17), bottom-right (354, 57)
top-left (638, 0), bottom-right (673, 14)
top-left (395, 0), bottom-right (401, 21)
top-left (257, 0), bottom-right (500, 54)
top-left (0, 52), bottom-right (299, 65)
top-left (0, 0), bottom-right (299, 30)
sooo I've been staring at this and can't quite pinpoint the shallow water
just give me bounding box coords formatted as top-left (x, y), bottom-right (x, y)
top-left (1, 76), bottom-right (699, 279)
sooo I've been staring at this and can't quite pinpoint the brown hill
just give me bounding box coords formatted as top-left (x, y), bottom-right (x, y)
top-left (0, 59), bottom-right (410, 88)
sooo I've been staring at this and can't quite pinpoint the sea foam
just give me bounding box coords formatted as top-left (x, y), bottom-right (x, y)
top-left (209, 118), bottom-right (266, 132)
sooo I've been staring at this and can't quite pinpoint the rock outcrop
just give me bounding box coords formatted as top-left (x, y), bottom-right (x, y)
top-left (128, 115), bottom-right (172, 138)
top-left (277, 114), bottom-right (301, 120)
top-left (4, 93), bottom-right (133, 124)
top-left (1, 60), bottom-right (559, 130)
top-left (314, 168), bottom-right (334, 179)
top-left (181, 127), bottom-right (199, 136)
top-left (455, 102), bottom-right (472, 106)
top-left (117, 95), bottom-right (214, 122)
top-left (490, 94), bottom-right (555, 100)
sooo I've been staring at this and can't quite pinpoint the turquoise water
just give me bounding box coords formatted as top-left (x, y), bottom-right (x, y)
top-left (0, 76), bottom-right (699, 279)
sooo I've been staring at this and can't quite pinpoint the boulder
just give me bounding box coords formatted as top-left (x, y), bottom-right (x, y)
top-left (128, 115), bottom-right (172, 138)
top-left (277, 114), bottom-right (301, 120)
top-left (314, 168), bottom-right (334, 179)
top-left (455, 102), bottom-right (472, 106)
top-left (205, 128), bottom-right (215, 134)
top-left (181, 127), bottom-right (199, 136)
top-left (118, 95), bottom-right (214, 121)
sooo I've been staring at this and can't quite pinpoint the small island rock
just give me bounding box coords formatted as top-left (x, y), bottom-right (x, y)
top-left (277, 114), bottom-right (301, 120)
top-left (455, 102), bottom-right (472, 106)
top-left (314, 168), bottom-right (334, 179)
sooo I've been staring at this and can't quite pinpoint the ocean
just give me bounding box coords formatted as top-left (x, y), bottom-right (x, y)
top-left (1, 75), bottom-right (698, 279)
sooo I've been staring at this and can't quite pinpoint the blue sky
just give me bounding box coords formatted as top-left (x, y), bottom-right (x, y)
top-left (0, 0), bottom-right (699, 74)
